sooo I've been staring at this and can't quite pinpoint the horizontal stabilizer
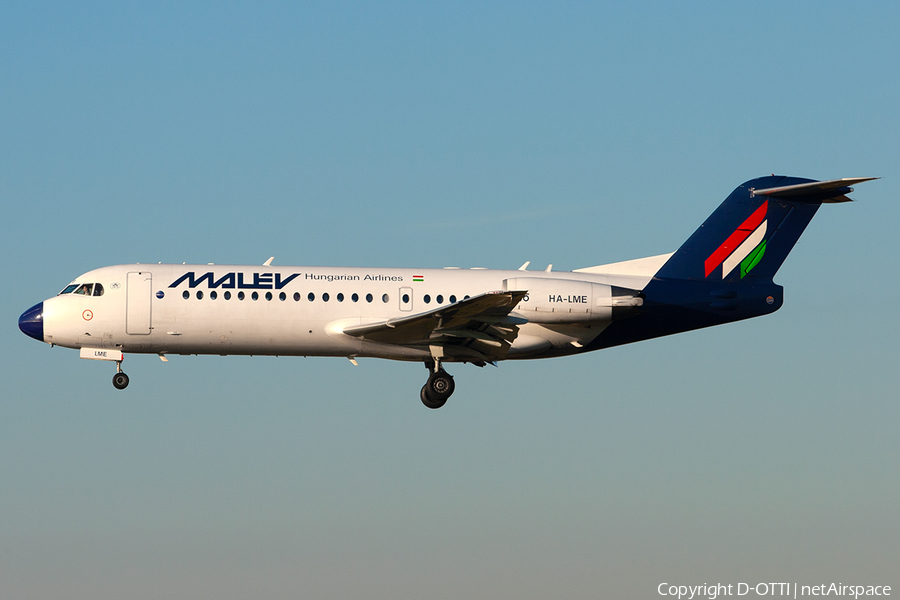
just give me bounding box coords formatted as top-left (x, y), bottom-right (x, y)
top-left (752, 177), bottom-right (878, 204)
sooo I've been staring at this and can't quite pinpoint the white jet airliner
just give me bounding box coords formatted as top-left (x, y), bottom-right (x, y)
top-left (19, 176), bottom-right (874, 408)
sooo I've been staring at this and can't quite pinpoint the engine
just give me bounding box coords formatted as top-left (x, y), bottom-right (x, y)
top-left (503, 277), bottom-right (642, 324)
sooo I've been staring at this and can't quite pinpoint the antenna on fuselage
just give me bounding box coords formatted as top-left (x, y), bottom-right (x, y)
top-left (263, 257), bottom-right (274, 266)
top-left (518, 261), bottom-right (530, 271)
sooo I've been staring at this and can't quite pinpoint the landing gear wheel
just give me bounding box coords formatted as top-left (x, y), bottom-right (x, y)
top-left (420, 385), bottom-right (447, 409)
top-left (429, 370), bottom-right (455, 397)
top-left (420, 370), bottom-right (454, 409)
top-left (112, 372), bottom-right (130, 390)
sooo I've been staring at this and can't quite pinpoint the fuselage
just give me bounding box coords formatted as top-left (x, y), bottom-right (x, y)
top-left (19, 176), bottom-right (869, 405)
top-left (23, 262), bottom-right (659, 363)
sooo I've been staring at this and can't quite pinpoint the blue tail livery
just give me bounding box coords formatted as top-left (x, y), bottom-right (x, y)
top-left (587, 176), bottom-right (877, 351)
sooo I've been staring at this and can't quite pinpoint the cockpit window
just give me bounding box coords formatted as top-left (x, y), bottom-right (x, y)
top-left (58, 283), bottom-right (105, 296)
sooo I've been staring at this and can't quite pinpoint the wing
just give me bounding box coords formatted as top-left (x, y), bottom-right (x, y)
top-left (342, 290), bottom-right (528, 364)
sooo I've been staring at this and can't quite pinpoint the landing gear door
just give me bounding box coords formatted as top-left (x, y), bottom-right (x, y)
top-left (126, 271), bottom-right (152, 334)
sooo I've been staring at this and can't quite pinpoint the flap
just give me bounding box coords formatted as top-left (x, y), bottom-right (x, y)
top-left (343, 290), bottom-right (528, 362)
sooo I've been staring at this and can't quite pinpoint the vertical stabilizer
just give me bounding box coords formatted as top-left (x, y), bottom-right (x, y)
top-left (653, 176), bottom-right (872, 283)
top-left (586, 176), bottom-right (873, 351)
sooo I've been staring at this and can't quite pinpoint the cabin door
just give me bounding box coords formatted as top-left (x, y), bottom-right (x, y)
top-left (126, 271), bottom-right (152, 334)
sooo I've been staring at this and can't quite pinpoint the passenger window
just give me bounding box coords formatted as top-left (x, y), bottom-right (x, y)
top-left (366, 293), bottom-right (373, 303)
top-left (308, 292), bottom-right (315, 302)
top-left (293, 292), bottom-right (300, 301)
top-left (337, 293), bottom-right (344, 302)
top-left (450, 295), bottom-right (457, 303)
top-left (224, 291), bottom-right (232, 300)
top-left (93, 284), bottom-right (104, 296)
top-left (436, 295), bottom-right (443, 304)
top-left (196, 291), bottom-right (204, 300)
top-left (279, 292), bottom-right (286, 301)
top-left (352, 293), bottom-right (359, 302)
top-left (423, 294), bottom-right (431, 304)
top-left (59, 284), bottom-right (79, 295)
top-left (238, 291), bottom-right (245, 301)
top-left (265, 292), bottom-right (272, 301)
top-left (322, 293), bottom-right (330, 302)
top-left (252, 292), bottom-right (259, 301)
top-left (402, 293), bottom-right (410, 304)
top-left (382, 293), bottom-right (389, 303)
top-left (183, 290), bottom-right (190, 300)
top-left (210, 291), bottom-right (217, 300)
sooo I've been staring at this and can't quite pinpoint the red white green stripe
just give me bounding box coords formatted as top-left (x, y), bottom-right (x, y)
top-left (705, 201), bottom-right (768, 279)
top-left (723, 220), bottom-right (767, 279)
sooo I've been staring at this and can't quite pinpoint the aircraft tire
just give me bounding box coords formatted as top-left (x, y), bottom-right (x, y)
top-left (112, 372), bottom-right (129, 390)
top-left (428, 370), bottom-right (454, 397)
top-left (420, 385), bottom-right (447, 409)
top-left (421, 370), bottom-right (454, 409)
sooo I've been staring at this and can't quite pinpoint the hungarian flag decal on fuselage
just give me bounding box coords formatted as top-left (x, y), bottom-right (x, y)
top-left (704, 201), bottom-right (768, 279)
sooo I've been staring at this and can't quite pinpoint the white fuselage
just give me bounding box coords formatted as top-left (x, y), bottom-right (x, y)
top-left (39, 261), bottom-right (662, 363)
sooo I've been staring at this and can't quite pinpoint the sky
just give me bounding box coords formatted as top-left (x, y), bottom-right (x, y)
top-left (2, 2), bottom-right (899, 598)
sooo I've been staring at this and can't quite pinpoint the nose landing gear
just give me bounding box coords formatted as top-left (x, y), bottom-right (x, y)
top-left (420, 361), bottom-right (454, 409)
top-left (112, 360), bottom-right (129, 390)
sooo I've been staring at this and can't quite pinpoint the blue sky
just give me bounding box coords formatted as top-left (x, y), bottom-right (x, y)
top-left (2, 2), bottom-right (899, 598)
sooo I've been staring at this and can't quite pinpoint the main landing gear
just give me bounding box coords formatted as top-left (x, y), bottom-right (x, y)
top-left (112, 360), bottom-right (129, 390)
top-left (420, 361), bottom-right (455, 409)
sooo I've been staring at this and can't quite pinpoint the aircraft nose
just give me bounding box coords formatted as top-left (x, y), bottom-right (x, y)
top-left (18, 302), bottom-right (44, 342)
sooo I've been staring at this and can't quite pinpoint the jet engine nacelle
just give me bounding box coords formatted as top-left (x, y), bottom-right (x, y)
top-left (504, 277), bottom-right (642, 324)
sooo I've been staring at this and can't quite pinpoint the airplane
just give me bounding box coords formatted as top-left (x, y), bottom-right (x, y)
top-left (18, 176), bottom-right (875, 408)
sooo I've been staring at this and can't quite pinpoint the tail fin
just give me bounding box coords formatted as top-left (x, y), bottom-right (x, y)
top-left (654, 176), bottom-right (876, 282)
